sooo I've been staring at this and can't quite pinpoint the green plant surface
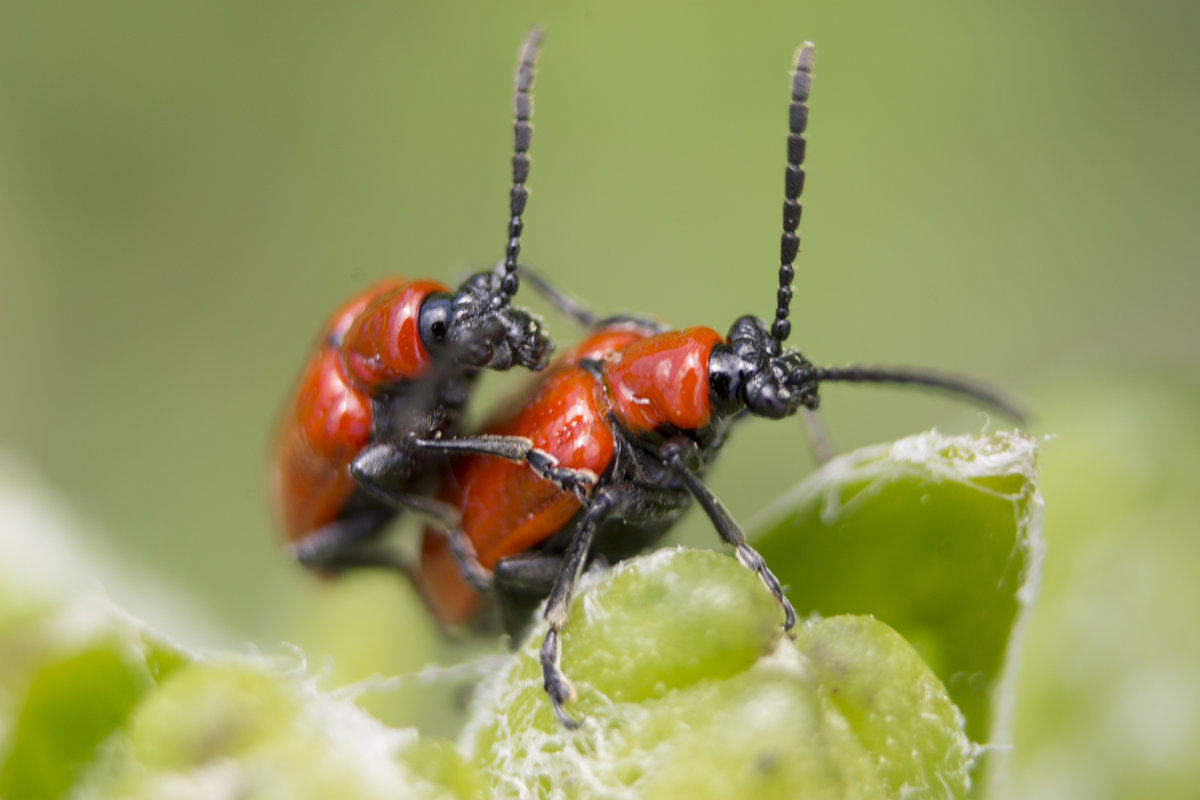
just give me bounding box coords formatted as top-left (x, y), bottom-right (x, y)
top-left (464, 549), bottom-right (974, 799)
top-left (75, 659), bottom-right (486, 800)
top-left (0, 592), bottom-right (484, 800)
top-left (1, 642), bottom-right (156, 799)
top-left (0, 561), bottom-right (188, 800)
top-left (753, 430), bottom-right (1041, 791)
top-left (0, 429), bottom-right (1038, 799)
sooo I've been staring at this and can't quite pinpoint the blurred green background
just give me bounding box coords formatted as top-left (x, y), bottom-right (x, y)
top-left (0, 0), bottom-right (1197, 793)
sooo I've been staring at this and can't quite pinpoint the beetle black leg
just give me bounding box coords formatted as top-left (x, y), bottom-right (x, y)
top-left (493, 552), bottom-right (566, 638)
top-left (520, 264), bottom-right (670, 334)
top-left (411, 434), bottom-right (598, 501)
top-left (440, 524), bottom-right (494, 594)
top-left (349, 483), bottom-right (490, 592)
top-left (519, 265), bottom-right (600, 328)
top-left (540, 630), bottom-right (576, 727)
top-left (347, 444), bottom-right (492, 589)
top-left (293, 510), bottom-right (413, 576)
top-left (349, 442), bottom-right (462, 529)
top-left (538, 484), bottom-right (637, 728)
top-left (661, 440), bottom-right (797, 634)
top-left (802, 408), bottom-right (838, 464)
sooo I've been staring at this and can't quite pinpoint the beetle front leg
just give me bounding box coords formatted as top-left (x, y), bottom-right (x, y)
top-left (801, 408), bottom-right (838, 465)
top-left (661, 439), bottom-right (796, 634)
top-left (536, 484), bottom-right (640, 728)
top-left (493, 552), bottom-right (566, 639)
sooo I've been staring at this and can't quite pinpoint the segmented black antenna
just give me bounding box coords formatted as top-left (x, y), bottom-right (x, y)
top-left (501, 28), bottom-right (543, 301)
top-left (771, 42), bottom-right (814, 348)
top-left (812, 365), bottom-right (1028, 423)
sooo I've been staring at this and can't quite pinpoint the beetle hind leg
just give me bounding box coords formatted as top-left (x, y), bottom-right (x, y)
top-left (442, 525), bottom-right (493, 594)
top-left (292, 510), bottom-right (411, 577)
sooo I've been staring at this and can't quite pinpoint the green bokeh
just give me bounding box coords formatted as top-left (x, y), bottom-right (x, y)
top-left (1007, 377), bottom-right (1200, 799)
top-left (1, 0), bottom-right (1195, 640)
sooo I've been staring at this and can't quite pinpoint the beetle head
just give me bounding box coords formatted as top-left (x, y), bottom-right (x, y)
top-left (709, 315), bottom-right (819, 420)
top-left (420, 270), bottom-right (551, 372)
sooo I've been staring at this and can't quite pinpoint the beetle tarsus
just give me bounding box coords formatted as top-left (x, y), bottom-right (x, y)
top-left (541, 629), bottom-right (582, 728)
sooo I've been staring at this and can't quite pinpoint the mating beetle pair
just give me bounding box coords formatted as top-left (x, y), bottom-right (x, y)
top-left (269, 31), bottom-right (1023, 727)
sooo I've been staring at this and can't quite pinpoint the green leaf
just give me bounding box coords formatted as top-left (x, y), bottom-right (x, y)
top-left (0, 593), bottom-right (186, 800)
top-left (463, 548), bottom-right (974, 799)
top-left (80, 659), bottom-right (486, 800)
top-left (0, 500), bottom-right (483, 800)
top-left (0, 641), bottom-right (152, 799)
top-left (752, 430), bottom-right (1041, 791)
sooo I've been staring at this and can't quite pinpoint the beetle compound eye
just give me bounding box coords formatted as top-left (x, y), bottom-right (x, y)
top-left (417, 294), bottom-right (454, 350)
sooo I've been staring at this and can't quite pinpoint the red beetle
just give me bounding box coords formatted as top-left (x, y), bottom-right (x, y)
top-left (268, 31), bottom-right (595, 577)
top-left (415, 43), bottom-right (1025, 726)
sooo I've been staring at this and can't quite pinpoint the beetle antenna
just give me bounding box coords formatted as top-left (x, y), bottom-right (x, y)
top-left (771, 42), bottom-right (814, 348)
top-left (501, 27), bottom-right (543, 301)
top-left (812, 365), bottom-right (1028, 423)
